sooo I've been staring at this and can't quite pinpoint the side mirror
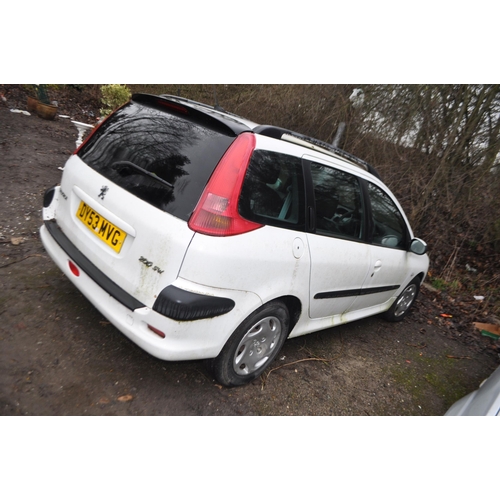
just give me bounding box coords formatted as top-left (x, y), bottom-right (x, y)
top-left (410, 238), bottom-right (427, 255)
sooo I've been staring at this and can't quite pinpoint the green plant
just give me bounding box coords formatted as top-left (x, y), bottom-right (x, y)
top-left (429, 277), bottom-right (448, 291)
top-left (100, 84), bottom-right (131, 117)
top-left (36, 84), bottom-right (50, 105)
top-left (66, 84), bottom-right (86, 92)
top-left (429, 276), bottom-right (462, 293)
top-left (23, 84), bottom-right (38, 98)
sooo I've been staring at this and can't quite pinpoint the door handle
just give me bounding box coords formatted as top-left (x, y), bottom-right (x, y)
top-left (374, 260), bottom-right (382, 271)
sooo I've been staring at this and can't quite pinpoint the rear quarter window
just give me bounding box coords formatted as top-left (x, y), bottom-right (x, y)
top-left (78, 101), bottom-right (235, 220)
top-left (238, 150), bottom-right (306, 231)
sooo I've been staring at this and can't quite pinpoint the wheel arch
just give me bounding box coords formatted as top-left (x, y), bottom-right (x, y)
top-left (415, 272), bottom-right (426, 285)
top-left (274, 295), bottom-right (302, 336)
top-left (210, 294), bottom-right (301, 386)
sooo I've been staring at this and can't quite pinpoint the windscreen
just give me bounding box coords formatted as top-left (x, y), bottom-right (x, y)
top-left (78, 101), bottom-right (235, 220)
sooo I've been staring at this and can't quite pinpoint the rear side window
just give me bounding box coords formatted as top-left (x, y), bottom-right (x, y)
top-left (238, 150), bottom-right (305, 231)
top-left (78, 101), bottom-right (234, 220)
top-left (310, 161), bottom-right (365, 241)
top-left (368, 182), bottom-right (409, 250)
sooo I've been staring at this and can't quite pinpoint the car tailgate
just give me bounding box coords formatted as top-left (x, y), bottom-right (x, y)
top-left (53, 154), bottom-right (194, 307)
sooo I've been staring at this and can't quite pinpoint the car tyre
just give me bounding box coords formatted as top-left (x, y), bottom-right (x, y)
top-left (382, 277), bottom-right (420, 322)
top-left (211, 301), bottom-right (290, 387)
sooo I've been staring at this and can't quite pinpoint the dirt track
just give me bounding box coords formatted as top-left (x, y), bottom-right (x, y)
top-left (1, 105), bottom-right (499, 416)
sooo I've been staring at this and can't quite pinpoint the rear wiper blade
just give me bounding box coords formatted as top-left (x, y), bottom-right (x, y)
top-left (111, 161), bottom-right (174, 189)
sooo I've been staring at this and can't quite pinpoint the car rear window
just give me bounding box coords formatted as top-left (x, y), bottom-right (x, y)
top-left (77, 100), bottom-right (235, 220)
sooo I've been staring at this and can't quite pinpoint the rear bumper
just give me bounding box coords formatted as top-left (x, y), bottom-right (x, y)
top-left (40, 223), bottom-right (261, 361)
top-left (44, 219), bottom-right (236, 321)
top-left (44, 219), bottom-right (144, 311)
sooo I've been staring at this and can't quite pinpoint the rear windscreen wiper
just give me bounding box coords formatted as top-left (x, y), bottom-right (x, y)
top-left (111, 161), bottom-right (174, 189)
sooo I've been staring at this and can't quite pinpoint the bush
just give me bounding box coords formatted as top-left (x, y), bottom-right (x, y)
top-left (100, 84), bottom-right (131, 117)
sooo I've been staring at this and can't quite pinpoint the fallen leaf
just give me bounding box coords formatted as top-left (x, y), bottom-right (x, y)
top-left (117, 394), bottom-right (133, 402)
top-left (11, 237), bottom-right (23, 246)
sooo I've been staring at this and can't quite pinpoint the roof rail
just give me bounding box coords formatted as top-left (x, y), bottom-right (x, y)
top-left (253, 125), bottom-right (381, 180)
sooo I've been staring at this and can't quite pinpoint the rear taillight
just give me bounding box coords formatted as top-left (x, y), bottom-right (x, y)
top-left (188, 133), bottom-right (263, 236)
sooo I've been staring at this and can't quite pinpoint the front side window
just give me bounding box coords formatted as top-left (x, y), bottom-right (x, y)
top-left (238, 150), bottom-right (305, 231)
top-left (310, 162), bottom-right (364, 241)
top-left (368, 182), bottom-right (409, 250)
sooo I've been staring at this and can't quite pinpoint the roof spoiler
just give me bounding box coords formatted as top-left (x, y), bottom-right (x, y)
top-left (132, 94), bottom-right (251, 136)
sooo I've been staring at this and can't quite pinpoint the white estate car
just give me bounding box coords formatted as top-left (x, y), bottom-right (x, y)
top-left (40, 93), bottom-right (429, 387)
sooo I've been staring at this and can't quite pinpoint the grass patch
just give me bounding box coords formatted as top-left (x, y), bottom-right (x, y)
top-left (429, 276), bottom-right (462, 293)
top-left (384, 351), bottom-right (477, 415)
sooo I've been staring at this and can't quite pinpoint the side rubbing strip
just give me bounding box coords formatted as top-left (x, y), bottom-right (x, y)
top-left (315, 285), bottom-right (400, 300)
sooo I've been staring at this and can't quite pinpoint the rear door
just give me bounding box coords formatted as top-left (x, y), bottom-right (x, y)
top-left (304, 157), bottom-right (372, 319)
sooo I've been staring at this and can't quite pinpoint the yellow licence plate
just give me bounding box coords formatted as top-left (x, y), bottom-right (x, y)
top-left (76, 200), bottom-right (127, 253)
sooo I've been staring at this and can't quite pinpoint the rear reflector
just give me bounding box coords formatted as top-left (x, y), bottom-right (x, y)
top-left (68, 260), bottom-right (80, 277)
top-left (147, 325), bottom-right (166, 338)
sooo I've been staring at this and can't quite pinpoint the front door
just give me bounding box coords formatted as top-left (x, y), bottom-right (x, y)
top-left (351, 181), bottom-right (413, 311)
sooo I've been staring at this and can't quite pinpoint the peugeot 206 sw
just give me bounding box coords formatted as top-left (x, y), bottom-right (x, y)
top-left (40, 93), bottom-right (429, 386)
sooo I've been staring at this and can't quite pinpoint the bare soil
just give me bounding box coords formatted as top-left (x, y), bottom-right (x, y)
top-left (1, 87), bottom-right (499, 416)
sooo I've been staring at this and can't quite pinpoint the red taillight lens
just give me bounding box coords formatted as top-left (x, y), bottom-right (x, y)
top-left (188, 133), bottom-right (263, 236)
